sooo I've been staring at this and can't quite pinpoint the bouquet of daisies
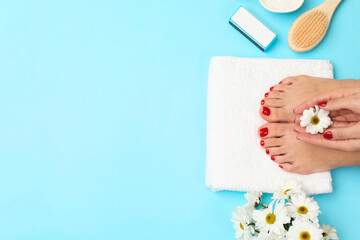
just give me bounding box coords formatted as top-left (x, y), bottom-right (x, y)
top-left (231, 179), bottom-right (338, 240)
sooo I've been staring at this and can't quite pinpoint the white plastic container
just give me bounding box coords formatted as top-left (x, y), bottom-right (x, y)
top-left (259, 0), bottom-right (304, 13)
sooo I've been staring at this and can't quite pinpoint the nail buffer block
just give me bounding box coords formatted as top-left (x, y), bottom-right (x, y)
top-left (229, 6), bottom-right (277, 51)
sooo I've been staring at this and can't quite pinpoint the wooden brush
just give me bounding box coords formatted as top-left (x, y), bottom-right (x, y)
top-left (288, 0), bottom-right (342, 52)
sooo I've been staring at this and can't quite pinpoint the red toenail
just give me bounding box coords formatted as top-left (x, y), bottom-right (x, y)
top-left (260, 140), bottom-right (265, 146)
top-left (324, 131), bottom-right (333, 139)
top-left (279, 165), bottom-right (283, 169)
top-left (266, 149), bottom-right (270, 155)
top-left (261, 99), bottom-right (265, 105)
top-left (271, 156), bottom-right (275, 161)
top-left (260, 128), bottom-right (268, 137)
top-left (264, 92), bottom-right (269, 98)
top-left (270, 87), bottom-right (274, 91)
top-left (262, 107), bottom-right (271, 116)
top-left (279, 81), bottom-right (282, 84)
top-left (319, 101), bottom-right (327, 107)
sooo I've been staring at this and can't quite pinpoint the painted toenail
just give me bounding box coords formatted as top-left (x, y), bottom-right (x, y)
top-left (266, 149), bottom-right (270, 155)
top-left (319, 101), bottom-right (327, 107)
top-left (262, 107), bottom-right (271, 116)
top-left (261, 99), bottom-right (265, 105)
top-left (270, 87), bottom-right (274, 91)
top-left (279, 165), bottom-right (283, 169)
top-left (324, 131), bottom-right (333, 139)
top-left (279, 81), bottom-right (282, 84)
top-left (260, 140), bottom-right (265, 146)
top-left (264, 92), bottom-right (269, 98)
top-left (271, 156), bottom-right (275, 161)
top-left (259, 128), bottom-right (268, 137)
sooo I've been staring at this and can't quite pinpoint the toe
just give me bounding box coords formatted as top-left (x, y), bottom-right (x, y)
top-left (266, 146), bottom-right (287, 156)
top-left (279, 163), bottom-right (295, 172)
top-left (261, 98), bottom-right (285, 107)
top-left (270, 155), bottom-right (288, 164)
top-left (261, 137), bottom-right (284, 148)
top-left (258, 123), bottom-right (295, 138)
top-left (259, 106), bottom-right (294, 122)
top-left (271, 84), bottom-right (289, 92)
top-left (265, 91), bottom-right (285, 99)
top-left (280, 76), bottom-right (298, 85)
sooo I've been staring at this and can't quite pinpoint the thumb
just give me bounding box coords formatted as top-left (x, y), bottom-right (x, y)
top-left (323, 125), bottom-right (360, 140)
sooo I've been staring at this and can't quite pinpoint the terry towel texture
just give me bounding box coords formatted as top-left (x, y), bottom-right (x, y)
top-left (206, 57), bottom-right (333, 195)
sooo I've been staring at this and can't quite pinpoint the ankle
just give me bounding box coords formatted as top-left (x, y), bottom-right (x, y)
top-left (335, 79), bottom-right (360, 88)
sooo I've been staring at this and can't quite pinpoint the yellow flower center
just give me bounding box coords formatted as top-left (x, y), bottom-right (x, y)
top-left (284, 189), bottom-right (291, 195)
top-left (323, 232), bottom-right (328, 237)
top-left (300, 231), bottom-right (311, 240)
top-left (311, 116), bottom-right (320, 125)
top-left (239, 222), bottom-right (244, 230)
top-left (265, 213), bottom-right (276, 224)
top-left (297, 206), bottom-right (308, 215)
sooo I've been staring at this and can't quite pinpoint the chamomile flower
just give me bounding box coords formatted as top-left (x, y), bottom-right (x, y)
top-left (287, 194), bottom-right (321, 223)
top-left (300, 105), bottom-right (333, 134)
top-left (255, 231), bottom-right (285, 240)
top-left (253, 200), bottom-right (290, 235)
top-left (272, 179), bottom-right (303, 200)
top-left (245, 191), bottom-right (262, 209)
top-left (231, 206), bottom-right (255, 240)
top-left (320, 224), bottom-right (338, 240)
top-left (286, 219), bottom-right (323, 240)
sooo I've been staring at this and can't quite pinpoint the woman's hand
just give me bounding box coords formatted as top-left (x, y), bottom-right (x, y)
top-left (293, 88), bottom-right (360, 151)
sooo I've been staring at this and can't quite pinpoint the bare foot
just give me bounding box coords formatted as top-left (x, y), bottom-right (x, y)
top-left (259, 75), bottom-right (360, 122)
top-left (258, 123), bottom-right (360, 174)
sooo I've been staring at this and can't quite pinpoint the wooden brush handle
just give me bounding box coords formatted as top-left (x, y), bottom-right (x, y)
top-left (319, 0), bottom-right (342, 18)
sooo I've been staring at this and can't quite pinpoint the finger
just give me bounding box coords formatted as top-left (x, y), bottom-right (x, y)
top-left (296, 132), bottom-right (359, 151)
top-left (322, 124), bottom-right (360, 140)
top-left (321, 96), bottom-right (360, 113)
top-left (293, 88), bottom-right (357, 114)
top-left (294, 121), bottom-right (356, 131)
top-left (331, 121), bottom-right (358, 128)
top-left (329, 109), bottom-right (354, 118)
top-left (294, 125), bottom-right (306, 133)
top-left (332, 113), bottom-right (360, 122)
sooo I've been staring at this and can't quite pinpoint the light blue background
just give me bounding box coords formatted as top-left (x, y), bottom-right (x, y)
top-left (0, 0), bottom-right (359, 239)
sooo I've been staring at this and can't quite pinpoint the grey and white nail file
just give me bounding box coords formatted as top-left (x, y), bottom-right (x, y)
top-left (229, 6), bottom-right (277, 51)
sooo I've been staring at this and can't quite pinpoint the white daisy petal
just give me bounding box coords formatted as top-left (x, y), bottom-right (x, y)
top-left (286, 193), bottom-right (321, 222)
top-left (300, 105), bottom-right (333, 134)
top-left (286, 219), bottom-right (323, 240)
top-left (321, 224), bottom-right (339, 240)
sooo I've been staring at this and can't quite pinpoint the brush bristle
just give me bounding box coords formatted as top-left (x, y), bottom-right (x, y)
top-left (291, 10), bottom-right (328, 49)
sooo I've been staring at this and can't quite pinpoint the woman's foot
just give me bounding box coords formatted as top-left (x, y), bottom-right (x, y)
top-left (259, 76), bottom-right (360, 122)
top-left (258, 123), bottom-right (360, 174)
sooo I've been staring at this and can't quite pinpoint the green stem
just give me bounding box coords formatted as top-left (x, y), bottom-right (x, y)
top-left (259, 203), bottom-right (268, 208)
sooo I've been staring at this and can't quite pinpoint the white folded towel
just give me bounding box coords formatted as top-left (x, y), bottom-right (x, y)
top-left (206, 57), bottom-right (333, 195)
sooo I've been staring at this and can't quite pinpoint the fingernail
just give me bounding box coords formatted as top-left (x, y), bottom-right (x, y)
top-left (271, 156), bottom-right (275, 161)
top-left (264, 92), bottom-right (269, 98)
top-left (261, 99), bottom-right (265, 105)
top-left (270, 87), bottom-right (274, 91)
top-left (319, 101), bottom-right (327, 107)
top-left (262, 107), bottom-right (271, 116)
top-left (266, 149), bottom-right (270, 155)
top-left (279, 81), bottom-right (282, 84)
top-left (279, 165), bottom-right (283, 169)
top-left (260, 128), bottom-right (268, 137)
top-left (260, 140), bottom-right (265, 146)
top-left (324, 131), bottom-right (333, 140)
